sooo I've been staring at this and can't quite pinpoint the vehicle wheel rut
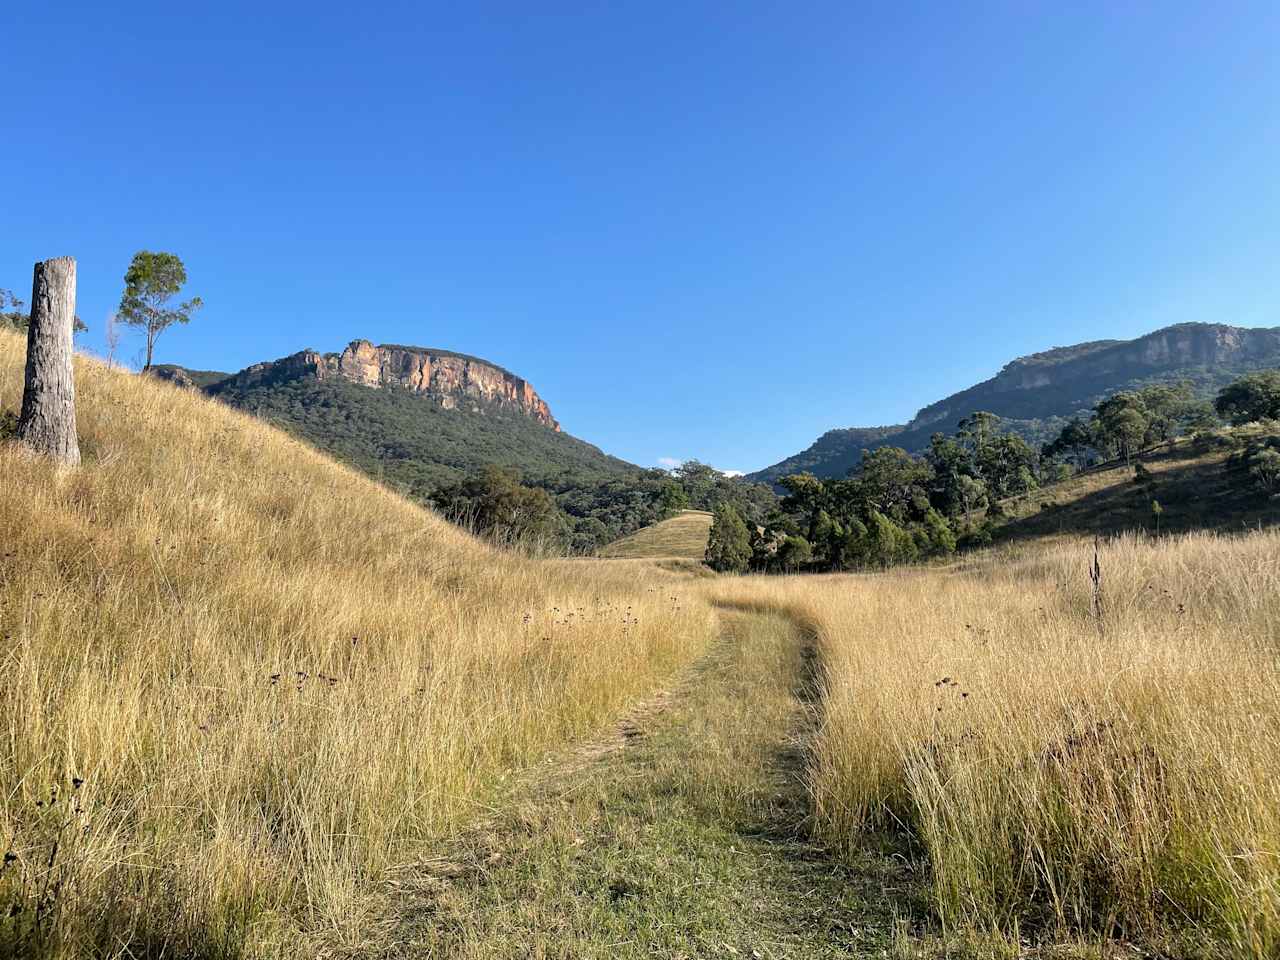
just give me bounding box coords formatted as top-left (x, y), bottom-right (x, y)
top-left (358, 609), bottom-right (918, 959)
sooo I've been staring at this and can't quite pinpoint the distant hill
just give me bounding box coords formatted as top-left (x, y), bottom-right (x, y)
top-left (213, 338), bottom-right (560, 428)
top-left (155, 340), bottom-right (634, 496)
top-left (748, 322), bottom-right (1280, 484)
top-left (211, 374), bottom-right (638, 496)
top-left (149, 364), bottom-right (232, 390)
top-left (153, 340), bottom-right (777, 552)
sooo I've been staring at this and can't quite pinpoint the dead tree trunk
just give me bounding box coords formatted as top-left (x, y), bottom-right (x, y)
top-left (18, 257), bottom-right (81, 466)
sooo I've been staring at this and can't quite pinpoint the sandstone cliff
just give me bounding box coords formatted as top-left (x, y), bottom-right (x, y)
top-left (223, 340), bottom-right (560, 430)
top-left (910, 323), bottom-right (1280, 429)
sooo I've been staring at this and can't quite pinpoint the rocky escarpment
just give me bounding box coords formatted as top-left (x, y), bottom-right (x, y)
top-left (749, 321), bottom-right (1280, 483)
top-left (910, 323), bottom-right (1280, 429)
top-left (221, 340), bottom-right (560, 430)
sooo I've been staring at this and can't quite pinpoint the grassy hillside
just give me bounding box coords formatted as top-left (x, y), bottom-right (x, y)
top-left (209, 372), bottom-right (638, 496)
top-left (992, 429), bottom-right (1277, 543)
top-left (205, 373), bottom-right (685, 552)
top-left (597, 510), bottom-right (713, 560)
top-left (0, 329), bottom-right (714, 957)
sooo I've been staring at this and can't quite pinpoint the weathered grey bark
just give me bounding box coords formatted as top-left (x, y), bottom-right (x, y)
top-left (17, 257), bottom-right (80, 466)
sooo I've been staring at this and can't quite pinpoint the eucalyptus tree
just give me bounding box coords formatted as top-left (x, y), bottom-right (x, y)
top-left (118, 251), bottom-right (203, 370)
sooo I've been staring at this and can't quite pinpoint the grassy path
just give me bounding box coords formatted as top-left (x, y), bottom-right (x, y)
top-left (366, 609), bottom-right (918, 959)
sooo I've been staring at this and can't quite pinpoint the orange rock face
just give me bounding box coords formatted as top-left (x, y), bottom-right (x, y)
top-left (232, 340), bottom-right (560, 430)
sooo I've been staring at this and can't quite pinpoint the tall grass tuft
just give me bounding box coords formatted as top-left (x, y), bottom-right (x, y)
top-left (791, 533), bottom-right (1280, 955)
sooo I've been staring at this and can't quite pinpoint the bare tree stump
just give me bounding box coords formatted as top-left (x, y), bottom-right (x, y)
top-left (18, 257), bottom-right (81, 466)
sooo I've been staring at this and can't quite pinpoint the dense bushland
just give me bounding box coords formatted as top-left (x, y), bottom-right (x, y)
top-left (724, 378), bottom-right (1278, 575)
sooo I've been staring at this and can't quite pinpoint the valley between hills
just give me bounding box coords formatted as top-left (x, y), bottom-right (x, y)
top-left (2, 320), bottom-right (1279, 960)
top-left (148, 320), bottom-right (1280, 559)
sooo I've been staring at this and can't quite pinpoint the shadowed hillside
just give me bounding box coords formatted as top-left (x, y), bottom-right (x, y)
top-left (991, 429), bottom-right (1279, 544)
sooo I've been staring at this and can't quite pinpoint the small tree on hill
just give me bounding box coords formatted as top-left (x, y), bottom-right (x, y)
top-left (956, 474), bottom-right (987, 530)
top-left (866, 510), bottom-right (915, 568)
top-left (957, 411), bottom-right (1001, 453)
top-left (705, 503), bottom-right (751, 573)
top-left (3, 287), bottom-right (87, 335)
top-left (977, 434), bottom-right (1039, 498)
top-left (118, 251), bottom-right (203, 371)
top-left (1043, 418), bottom-right (1095, 466)
top-left (853, 446), bottom-right (932, 523)
top-left (1249, 447), bottom-right (1280, 494)
top-left (430, 466), bottom-right (566, 549)
top-left (1, 289), bottom-right (25, 330)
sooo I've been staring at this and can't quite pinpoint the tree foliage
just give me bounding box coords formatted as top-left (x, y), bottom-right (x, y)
top-left (118, 251), bottom-right (203, 370)
top-left (763, 450), bottom-right (959, 573)
top-left (1215, 371), bottom-right (1280, 426)
top-left (2, 287), bottom-right (88, 334)
top-left (1250, 447), bottom-right (1280, 494)
top-left (430, 466), bottom-right (566, 549)
top-left (750, 373), bottom-right (1278, 576)
top-left (705, 503), bottom-right (752, 573)
top-left (1042, 382), bottom-right (1219, 468)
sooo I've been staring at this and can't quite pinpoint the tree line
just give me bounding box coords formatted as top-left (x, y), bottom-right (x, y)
top-left (431, 459), bottom-right (779, 555)
top-left (706, 371), bottom-right (1280, 573)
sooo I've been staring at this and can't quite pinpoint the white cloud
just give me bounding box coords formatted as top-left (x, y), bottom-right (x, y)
top-left (722, 470), bottom-right (745, 478)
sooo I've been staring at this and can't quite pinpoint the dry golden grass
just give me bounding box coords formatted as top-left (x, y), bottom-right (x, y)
top-left (719, 535), bottom-right (1280, 955)
top-left (0, 329), bottom-right (714, 958)
top-left (596, 509), bottom-right (713, 560)
top-left (5, 321), bottom-right (1277, 958)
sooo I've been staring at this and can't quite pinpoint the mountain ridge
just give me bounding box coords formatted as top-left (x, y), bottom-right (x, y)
top-left (201, 338), bottom-right (561, 430)
top-left (148, 337), bottom-right (676, 551)
top-left (151, 338), bottom-right (632, 491)
top-left (748, 321), bottom-right (1280, 484)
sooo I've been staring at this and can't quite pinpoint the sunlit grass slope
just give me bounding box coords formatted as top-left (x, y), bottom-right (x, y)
top-left (0, 329), bottom-right (714, 958)
top-left (597, 509), bottom-right (713, 560)
top-left (719, 533), bottom-right (1280, 955)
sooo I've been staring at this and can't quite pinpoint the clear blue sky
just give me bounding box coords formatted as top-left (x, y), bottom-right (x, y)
top-left (5, 2), bottom-right (1280, 473)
